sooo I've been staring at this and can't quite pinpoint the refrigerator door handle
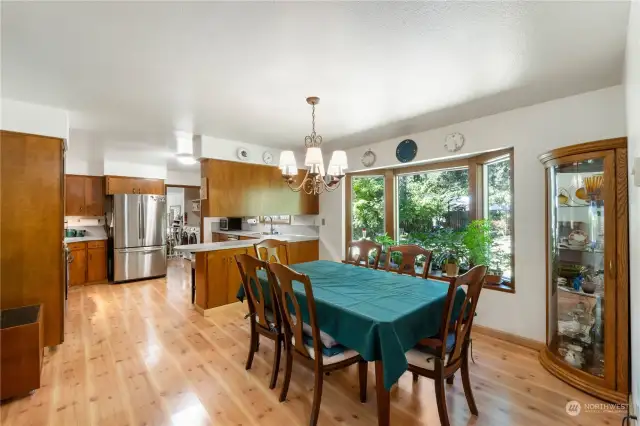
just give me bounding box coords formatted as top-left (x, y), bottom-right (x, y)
top-left (117, 246), bottom-right (164, 254)
top-left (138, 201), bottom-right (143, 241)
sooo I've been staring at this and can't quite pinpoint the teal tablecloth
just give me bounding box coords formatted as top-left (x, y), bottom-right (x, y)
top-left (236, 260), bottom-right (465, 389)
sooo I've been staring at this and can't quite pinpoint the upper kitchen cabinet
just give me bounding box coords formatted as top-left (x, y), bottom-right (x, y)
top-left (65, 175), bottom-right (104, 216)
top-left (200, 159), bottom-right (319, 217)
top-left (105, 176), bottom-right (165, 195)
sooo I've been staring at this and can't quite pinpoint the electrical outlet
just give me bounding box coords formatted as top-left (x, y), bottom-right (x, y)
top-left (321, 218), bottom-right (326, 226)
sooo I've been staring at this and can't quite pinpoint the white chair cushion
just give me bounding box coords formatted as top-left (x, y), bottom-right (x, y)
top-left (290, 315), bottom-right (339, 348)
top-left (406, 348), bottom-right (449, 371)
top-left (304, 345), bottom-right (359, 365)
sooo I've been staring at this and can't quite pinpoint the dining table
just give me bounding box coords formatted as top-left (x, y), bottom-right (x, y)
top-left (237, 260), bottom-right (465, 426)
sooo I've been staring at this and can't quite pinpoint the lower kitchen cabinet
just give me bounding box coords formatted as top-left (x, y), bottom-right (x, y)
top-left (68, 240), bottom-right (108, 286)
top-left (68, 244), bottom-right (87, 287)
top-left (194, 239), bottom-right (320, 312)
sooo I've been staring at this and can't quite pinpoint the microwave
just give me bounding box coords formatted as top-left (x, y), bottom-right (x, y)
top-left (220, 217), bottom-right (242, 231)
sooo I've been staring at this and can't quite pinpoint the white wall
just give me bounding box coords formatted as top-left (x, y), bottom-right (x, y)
top-left (166, 170), bottom-right (201, 186)
top-left (320, 85), bottom-right (626, 343)
top-left (197, 135), bottom-right (292, 166)
top-left (102, 160), bottom-right (167, 179)
top-left (1, 98), bottom-right (69, 139)
top-left (625, 0), bottom-right (640, 413)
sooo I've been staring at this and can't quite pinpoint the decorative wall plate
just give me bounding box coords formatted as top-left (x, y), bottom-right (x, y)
top-left (396, 139), bottom-right (417, 163)
top-left (361, 149), bottom-right (376, 167)
top-left (262, 151), bottom-right (273, 165)
top-left (444, 132), bottom-right (465, 152)
top-left (237, 147), bottom-right (250, 161)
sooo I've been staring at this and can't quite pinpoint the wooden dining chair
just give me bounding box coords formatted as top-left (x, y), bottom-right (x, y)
top-left (235, 253), bottom-right (284, 389)
top-left (384, 244), bottom-right (433, 278)
top-left (267, 262), bottom-right (368, 426)
top-left (254, 239), bottom-right (289, 264)
top-left (405, 265), bottom-right (487, 426)
top-left (343, 239), bottom-right (382, 269)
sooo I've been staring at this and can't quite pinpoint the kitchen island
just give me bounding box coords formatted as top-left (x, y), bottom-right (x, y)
top-left (175, 234), bottom-right (319, 315)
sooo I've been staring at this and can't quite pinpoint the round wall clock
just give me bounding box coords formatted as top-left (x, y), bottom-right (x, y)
top-left (361, 149), bottom-right (376, 167)
top-left (396, 139), bottom-right (418, 163)
top-left (262, 151), bottom-right (273, 165)
top-left (444, 132), bottom-right (465, 152)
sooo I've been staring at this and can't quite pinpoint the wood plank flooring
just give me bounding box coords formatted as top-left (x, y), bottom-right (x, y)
top-left (1, 260), bottom-right (625, 425)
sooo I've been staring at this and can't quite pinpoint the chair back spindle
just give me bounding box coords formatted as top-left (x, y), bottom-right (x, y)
top-left (235, 254), bottom-right (281, 331)
top-left (385, 244), bottom-right (433, 278)
top-left (268, 263), bottom-right (321, 361)
top-left (254, 239), bottom-right (289, 264)
top-left (345, 240), bottom-right (382, 268)
top-left (437, 265), bottom-right (487, 364)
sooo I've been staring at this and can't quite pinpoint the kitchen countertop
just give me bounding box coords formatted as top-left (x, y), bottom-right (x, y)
top-left (64, 236), bottom-right (108, 243)
top-left (175, 234), bottom-right (319, 253)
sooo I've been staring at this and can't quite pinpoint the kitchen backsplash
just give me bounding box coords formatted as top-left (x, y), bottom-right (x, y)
top-left (202, 215), bottom-right (319, 243)
top-left (65, 217), bottom-right (105, 227)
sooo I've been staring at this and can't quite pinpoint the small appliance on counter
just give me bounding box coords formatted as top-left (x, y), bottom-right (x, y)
top-left (219, 217), bottom-right (242, 231)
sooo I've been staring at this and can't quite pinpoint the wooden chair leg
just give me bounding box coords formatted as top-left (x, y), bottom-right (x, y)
top-left (412, 372), bottom-right (419, 382)
top-left (462, 350), bottom-right (478, 415)
top-left (470, 337), bottom-right (476, 364)
top-left (358, 360), bottom-right (367, 403)
top-left (446, 375), bottom-right (454, 385)
top-left (269, 337), bottom-right (282, 390)
top-left (434, 361), bottom-right (450, 426)
top-left (245, 324), bottom-right (257, 370)
top-left (279, 344), bottom-right (293, 402)
top-left (310, 369), bottom-right (324, 426)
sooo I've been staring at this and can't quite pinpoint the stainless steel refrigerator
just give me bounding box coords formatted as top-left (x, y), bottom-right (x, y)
top-left (112, 194), bottom-right (167, 282)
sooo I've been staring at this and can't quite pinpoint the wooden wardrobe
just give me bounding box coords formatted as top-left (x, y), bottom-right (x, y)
top-left (0, 130), bottom-right (65, 346)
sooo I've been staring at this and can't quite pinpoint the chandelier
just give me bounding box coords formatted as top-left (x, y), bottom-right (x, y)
top-left (278, 97), bottom-right (348, 195)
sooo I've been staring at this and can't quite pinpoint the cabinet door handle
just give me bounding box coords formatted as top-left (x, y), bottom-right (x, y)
top-left (609, 260), bottom-right (615, 277)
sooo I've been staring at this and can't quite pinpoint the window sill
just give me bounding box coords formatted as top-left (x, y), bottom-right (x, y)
top-left (483, 282), bottom-right (515, 293)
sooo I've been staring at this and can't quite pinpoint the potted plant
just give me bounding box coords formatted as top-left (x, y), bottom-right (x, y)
top-left (485, 247), bottom-right (506, 285)
top-left (438, 228), bottom-right (466, 276)
top-left (373, 233), bottom-right (395, 267)
top-left (463, 219), bottom-right (493, 267)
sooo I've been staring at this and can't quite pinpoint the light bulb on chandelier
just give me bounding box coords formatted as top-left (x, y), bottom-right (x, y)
top-left (278, 97), bottom-right (348, 195)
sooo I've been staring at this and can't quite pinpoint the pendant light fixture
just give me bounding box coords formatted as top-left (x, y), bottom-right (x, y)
top-left (279, 97), bottom-right (348, 195)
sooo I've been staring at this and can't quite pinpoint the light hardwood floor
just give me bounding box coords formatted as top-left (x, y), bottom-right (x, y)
top-left (0, 260), bottom-right (624, 426)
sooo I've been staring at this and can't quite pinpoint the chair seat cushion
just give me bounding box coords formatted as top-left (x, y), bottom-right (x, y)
top-left (406, 346), bottom-right (449, 371)
top-left (415, 333), bottom-right (457, 356)
top-left (290, 315), bottom-right (339, 348)
top-left (304, 344), bottom-right (359, 365)
top-left (254, 308), bottom-right (277, 331)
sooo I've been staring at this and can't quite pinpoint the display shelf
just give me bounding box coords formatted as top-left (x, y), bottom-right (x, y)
top-left (539, 138), bottom-right (629, 403)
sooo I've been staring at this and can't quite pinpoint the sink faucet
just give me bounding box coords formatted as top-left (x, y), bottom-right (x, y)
top-left (266, 216), bottom-right (275, 235)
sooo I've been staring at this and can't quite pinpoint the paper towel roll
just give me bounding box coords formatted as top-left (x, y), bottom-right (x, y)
top-left (246, 218), bottom-right (258, 225)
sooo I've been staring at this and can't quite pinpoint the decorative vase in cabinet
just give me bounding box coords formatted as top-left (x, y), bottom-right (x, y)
top-left (538, 137), bottom-right (629, 403)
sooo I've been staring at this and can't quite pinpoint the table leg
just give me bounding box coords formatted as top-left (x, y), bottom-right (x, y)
top-left (374, 360), bottom-right (390, 426)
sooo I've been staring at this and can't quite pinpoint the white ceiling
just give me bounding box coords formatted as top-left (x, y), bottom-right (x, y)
top-left (2, 1), bottom-right (630, 153)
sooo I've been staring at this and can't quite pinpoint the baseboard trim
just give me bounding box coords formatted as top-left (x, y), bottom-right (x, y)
top-left (194, 301), bottom-right (242, 317)
top-left (473, 324), bottom-right (545, 352)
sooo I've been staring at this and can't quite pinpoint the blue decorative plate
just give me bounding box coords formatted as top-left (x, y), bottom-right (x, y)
top-left (396, 139), bottom-right (417, 163)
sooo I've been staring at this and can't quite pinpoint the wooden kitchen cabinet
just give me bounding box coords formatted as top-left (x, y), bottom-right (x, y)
top-left (68, 245), bottom-right (87, 287)
top-left (195, 247), bottom-right (251, 310)
top-left (87, 247), bottom-right (107, 283)
top-left (65, 175), bottom-right (104, 216)
top-left (288, 240), bottom-right (319, 264)
top-left (105, 176), bottom-right (165, 195)
top-left (67, 240), bottom-right (107, 285)
top-left (201, 159), bottom-right (319, 216)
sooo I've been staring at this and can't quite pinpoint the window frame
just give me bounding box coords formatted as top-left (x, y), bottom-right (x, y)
top-left (345, 148), bottom-right (515, 293)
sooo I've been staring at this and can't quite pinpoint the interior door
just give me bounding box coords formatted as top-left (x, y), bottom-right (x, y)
top-left (113, 194), bottom-right (143, 249)
top-left (142, 195), bottom-right (166, 247)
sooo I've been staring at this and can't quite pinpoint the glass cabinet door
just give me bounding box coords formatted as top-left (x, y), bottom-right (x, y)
top-left (547, 150), bottom-right (615, 386)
